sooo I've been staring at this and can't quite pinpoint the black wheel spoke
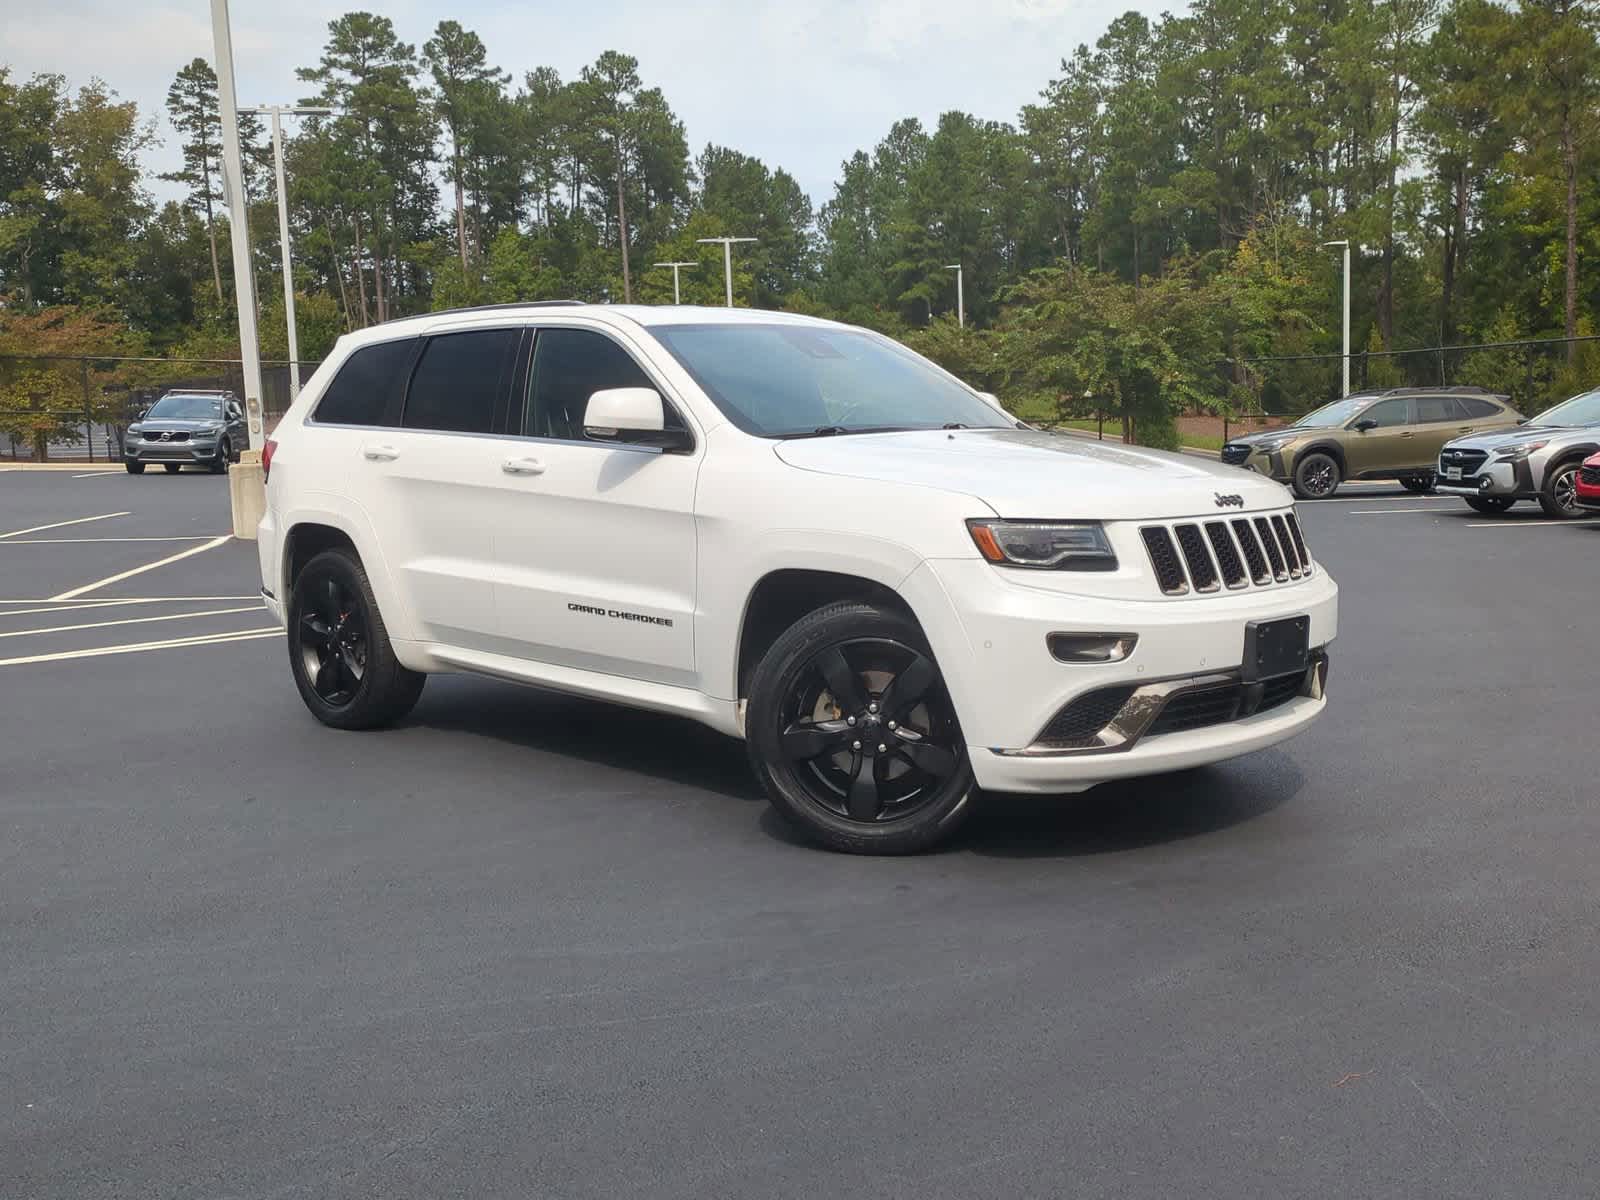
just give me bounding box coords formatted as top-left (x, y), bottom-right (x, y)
top-left (314, 655), bottom-right (341, 699)
top-left (880, 653), bottom-right (937, 719)
top-left (814, 647), bottom-right (866, 713)
top-left (845, 753), bottom-right (881, 821)
top-left (780, 719), bottom-right (851, 760)
top-left (301, 613), bottom-right (331, 638)
top-left (336, 641), bottom-right (364, 683)
top-left (894, 736), bottom-right (957, 779)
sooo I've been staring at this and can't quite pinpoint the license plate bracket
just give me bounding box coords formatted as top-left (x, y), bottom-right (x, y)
top-left (1243, 616), bottom-right (1310, 682)
top-left (1445, 466), bottom-right (1462, 480)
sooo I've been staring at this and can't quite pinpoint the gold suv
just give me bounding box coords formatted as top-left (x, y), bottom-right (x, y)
top-left (1219, 387), bottom-right (1523, 499)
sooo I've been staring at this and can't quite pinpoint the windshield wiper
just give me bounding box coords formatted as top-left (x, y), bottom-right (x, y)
top-left (942, 422), bottom-right (970, 430)
top-left (781, 425), bottom-right (912, 439)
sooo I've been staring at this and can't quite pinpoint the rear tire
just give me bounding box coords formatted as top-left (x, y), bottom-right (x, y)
top-left (124, 461), bottom-right (144, 475)
top-left (1292, 452), bottom-right (1341, 500)
top-left (163, 463), bottom-right (181, 474)
top-left (288, 548), bottom-right (425, 730)
top-left (1539, 461), bottom-right (1585, 519)
top-left (1465, 496), bottom-right (1515, 515)
top-left (746, 601), bottom-right (975, 855)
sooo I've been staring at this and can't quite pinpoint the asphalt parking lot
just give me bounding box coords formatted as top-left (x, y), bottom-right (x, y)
top-left (2, 467), bottom-right (1597, 1199)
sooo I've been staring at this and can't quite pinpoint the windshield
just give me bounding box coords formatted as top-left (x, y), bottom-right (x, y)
top-left (1292, 396), bottom-right (1378, 428)
top-left (650, 323), bottom-right (1011, 437)
top-left (1529, 387), bottom-right (1600, 427)
top-left (147, 395), bottom-right (225, 420)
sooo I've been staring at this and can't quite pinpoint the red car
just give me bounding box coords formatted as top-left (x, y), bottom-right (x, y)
top-left (1578, 451), bottom-right (1600, 512)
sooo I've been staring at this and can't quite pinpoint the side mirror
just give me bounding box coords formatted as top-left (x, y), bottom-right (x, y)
top-left (583, 387), bottom-right (691, 451)
top-left (1353, 418), bottom-right (1379, 433)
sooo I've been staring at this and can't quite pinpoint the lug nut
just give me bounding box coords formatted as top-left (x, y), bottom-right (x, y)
top-left (877, 743), bottom-right (887, 753)
top-left (847, 715), bottom-right (856, 726)
top-left (869, 702), bottom-right (878, 713)
top-left (852, 740), bottom-right (861, 751)
top-left (886, 720), bottom-right (897, 730)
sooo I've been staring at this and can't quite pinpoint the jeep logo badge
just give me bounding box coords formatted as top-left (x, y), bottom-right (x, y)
top-left (1214, 493), bottom-right (1244, 508)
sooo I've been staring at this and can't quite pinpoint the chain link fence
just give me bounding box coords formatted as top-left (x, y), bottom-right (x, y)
top-left (0, 354), bottom-right (318, 462)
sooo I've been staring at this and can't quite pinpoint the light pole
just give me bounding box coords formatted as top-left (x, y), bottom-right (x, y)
top-left (1322, 239), bottom-right (1352, 398)
top-left (653, 261), bottom-right (698, 305)
top-left (696, 236), bottom-right (757, 307)
top-left (208, 0), bottom-right (265, 451)
top-left (240, 104), bottom-right (331, 402)
top-left (944, 264), bottom-right (964, 327)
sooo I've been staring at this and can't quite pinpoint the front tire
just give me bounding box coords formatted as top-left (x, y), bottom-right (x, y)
top-left (1465, 496), bottom-right (1515, 515)
top-left (124, 460), bottom-right (144, 475)
top-left (209, 439), bottom-right (231, 474)
top-left (746, 601), bottom-right (975, 854)
top-left (288, 548), bottom-right (425, 730)
top-left (1292, 452), bottom-right (1341, 500)
top-left (1539, 461), bottom-right (1586, 519)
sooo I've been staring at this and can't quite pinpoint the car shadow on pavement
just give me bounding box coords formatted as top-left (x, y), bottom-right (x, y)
top-left (954, 753), bottom-right (1302, 859)
top-left (408, 677), bottom-right (762, 804)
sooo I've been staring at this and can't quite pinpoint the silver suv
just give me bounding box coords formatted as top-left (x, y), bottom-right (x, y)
top-left (1437, 387), bottom-right (1600, 517)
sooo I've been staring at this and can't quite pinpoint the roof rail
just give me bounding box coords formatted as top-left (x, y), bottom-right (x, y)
top-left (388, 300), bottom-right (587, 323)
top-left (1382, 384), bottom-right (1491, 395)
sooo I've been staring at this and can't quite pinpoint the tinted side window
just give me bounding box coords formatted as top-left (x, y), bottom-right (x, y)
top-left (1461, 397), bottom-right (1502, 418)
top-left (1363, 399), bottom-right (1410, 428)
top-left (402, 329), bottom-right (519, 434)
top-left (1415, 395), bottom-right (1464, 423)
top-left (524, 328), bottom-right (682, 441)
top-left (313, 339), bottom-right (414, 426)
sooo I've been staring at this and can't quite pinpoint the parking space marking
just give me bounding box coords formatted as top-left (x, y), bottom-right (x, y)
top-left (0, 511), bottom-right (131, 540)
top-left (0, 625), bottom-right (279, 667)
top-left (1465, 519), bottom-right (1595, 528)
top-left (0, 595), bottom-right (259, 605)
top-left (49, 535), bottom-right (233, 601)
top-left (0, 605), bottom-right (263, 640)
top-left (72, 471), bottom-right (122, 479)
top-left (0, 601), bottom-right (143, 619)
top-left (1347, 506), bottom-right (1453, 515)
top-left (2, 535), bottom-right (229, 544)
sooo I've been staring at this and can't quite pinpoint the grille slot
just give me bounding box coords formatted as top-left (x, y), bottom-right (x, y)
top-left (1037, 686), bottom-right (1138, 748)
top-left (1220, 444), bottom-right (1251, 466)
top-left (1270, 515), bottom-right (1302, 576)
top-left (1140, 527), bottom-right (1189, 595)
top-left (1580, 464), bottom-right (1600, 487)
top-left (1204, 521), bottom-right (1246, 587)
top-left (1173, 524), bottom-right (1219, 592)
top-left (1441, 448), bottom-right (1489, 473)
top-left (1283, 513), bottom-right (1311, 575)
top-left (1254, 517), bottom-right (1287, 579)
top-left (1145, 670), bottom-right (1310, 739)
top-left (1231, 519), bottom-right (1271, 583)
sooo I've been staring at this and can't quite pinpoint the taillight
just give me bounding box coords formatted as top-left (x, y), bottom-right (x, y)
top-left (262, 438), bottom-right (277, 481)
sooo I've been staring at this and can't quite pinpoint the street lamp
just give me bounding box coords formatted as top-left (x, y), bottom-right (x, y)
top-left (1321, 239), bottom-right (1352, 398)
top-left (943, 264), bottom-right (964, 327)
top-left (653, 261), bottom-right (698, 305)
top-left (208, 0), bottom-right (264, 451)
top-left (695, 236), bottom-right (757, 307)
top-left (240, 104), bottom-right (332, 402)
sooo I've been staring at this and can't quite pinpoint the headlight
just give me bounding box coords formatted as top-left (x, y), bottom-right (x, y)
top-left (1252, 436), bottom-right (1293, 453)
top-left (967, 519), bottom-right (1117, 570)
top-left (127, 424), bottom-right (141, 435)
top-left (1494, 441), bottom-right (1547, 462)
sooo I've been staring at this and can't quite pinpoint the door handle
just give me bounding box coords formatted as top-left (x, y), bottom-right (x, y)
top-left (1458, 426), bottom-right (1474, 432)
top-left (362, 443), bottom-right (400, 462)
top-left (502, 456), bottom-right (546, 476)
top-left (1399, 431), bottom-right (1414, 438)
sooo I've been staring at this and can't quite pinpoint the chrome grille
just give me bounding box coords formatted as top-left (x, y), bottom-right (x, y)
top-left (1138, 510), bottom-right (1312, 597)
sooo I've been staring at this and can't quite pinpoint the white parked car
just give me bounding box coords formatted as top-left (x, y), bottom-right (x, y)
top-left (258, 304), bottom-right (1338, 853)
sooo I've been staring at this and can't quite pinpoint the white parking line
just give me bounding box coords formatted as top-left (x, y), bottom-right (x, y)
top-left (1347, 507), bottom-right (1453, 515)
top-left (0, 595), bottom-right (259, 605)
top-left (72, 471), bottom-right (122, 479)
top-left (0, 535), bottom-right (229, 544)
top-left (0, 605), bottom-right (263, 640)
top-left (0, 601), bottom-right (143, 618)
top-left (1465, 520), bottom-right (1596, 529)
top-left (0, 626), bottom-right (279, 667)
top-left (0, 511), bottom-right (130, 540)
top-left (49, 535), bottom-right (232, 601)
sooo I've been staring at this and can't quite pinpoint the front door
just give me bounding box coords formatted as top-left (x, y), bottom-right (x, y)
top-left (491, 326), bottom-right (701, 687)
top-left (1345, 396), bottom-right (1415, 475)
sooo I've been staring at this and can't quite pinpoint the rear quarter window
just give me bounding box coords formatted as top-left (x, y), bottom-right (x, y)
top-left (312, 338), bottom-right (415, 426)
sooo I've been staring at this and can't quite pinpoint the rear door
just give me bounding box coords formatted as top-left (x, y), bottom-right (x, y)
top-left (490, 325), bottom-right (701, 687)
top-left (1412, 394), bottom-right (1471, 464)
top-left (1346, 397), bottom-right (1414, 474)
top-left (363, 326), bottom-right (526, 650)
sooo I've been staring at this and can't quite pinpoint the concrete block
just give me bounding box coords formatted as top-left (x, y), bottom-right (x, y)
top-left (229, 449), bottom-right (265, 540)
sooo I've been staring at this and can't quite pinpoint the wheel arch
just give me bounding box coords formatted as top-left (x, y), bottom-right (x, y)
top-left (1291, 440), bottom-right (1347, 478)
top-left (278, 508), bottom-right (415, 644)
top-left (1542, 442), bottom-right (1600, 485)
top-left (734, 568), bottom-right (923, 700)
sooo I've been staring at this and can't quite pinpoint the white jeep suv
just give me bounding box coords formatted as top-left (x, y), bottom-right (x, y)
top-left (258, 303), bottom-right (1337, 853)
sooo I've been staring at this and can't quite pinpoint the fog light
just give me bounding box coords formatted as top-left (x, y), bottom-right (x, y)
top-left (1479, 477), bottom-right (1492, 491)
top-left (1048, 632), bottom-right (1138, 664)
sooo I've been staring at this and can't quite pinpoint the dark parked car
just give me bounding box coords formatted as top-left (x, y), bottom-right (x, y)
top-left (124, 390), bottom-right (248, 474)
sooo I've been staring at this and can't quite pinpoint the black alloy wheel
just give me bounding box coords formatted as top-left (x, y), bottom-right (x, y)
top-left (747, 601), bottom-right (976, 854)
top-left (210, 438), bottom-right (231, 474)
top-left (1292, 452), bottom-right (1340, 500)
top-left (296, 574), bottom-right (368, 708)
top-left (1540, 462), bottom-right (1585, 519)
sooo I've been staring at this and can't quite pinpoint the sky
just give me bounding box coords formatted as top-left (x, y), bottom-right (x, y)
top-left (6, 0), bottom-right (1177, 209)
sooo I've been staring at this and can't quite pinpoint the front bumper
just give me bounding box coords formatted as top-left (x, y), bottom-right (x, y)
top-left (1225, 447), bottom-right (1290, 481)
top-left (1435, 457), bottom-right (1534, 499)
top-left (907, 558), bottom-right (1338, 794)
top-left (125, 440), bottom-right (221, 464)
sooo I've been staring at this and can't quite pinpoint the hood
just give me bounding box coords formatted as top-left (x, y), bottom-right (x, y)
top-left (1222, 425), bottom-right (1303, 447)
top-left (774, 428), bottom-right (1290, 521)
top-left (1443, 423), bottom-right (1579, 452)
top-left (135, 417), bottom-right (223, 432)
